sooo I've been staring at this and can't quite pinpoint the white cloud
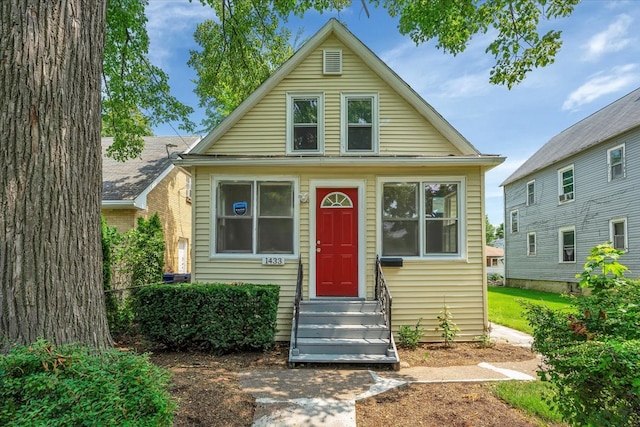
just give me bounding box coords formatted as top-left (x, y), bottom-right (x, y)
top-left (583, 14), bottom-right (633, 61)
top-left (145, 0), bottom-right (218, 67)
top-left (562, 64), bottom-right (640, 110)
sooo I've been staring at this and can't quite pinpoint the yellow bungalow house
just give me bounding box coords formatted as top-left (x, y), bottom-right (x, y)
top-left (175, 19), bottom-right (504, 365)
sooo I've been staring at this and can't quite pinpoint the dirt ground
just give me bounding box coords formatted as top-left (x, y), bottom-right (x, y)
top-left (131, 339), bottom-right (558, 427)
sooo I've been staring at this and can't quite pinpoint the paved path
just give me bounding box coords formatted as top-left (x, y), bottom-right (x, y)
top-left (239, 325), bottom-right (538, 427)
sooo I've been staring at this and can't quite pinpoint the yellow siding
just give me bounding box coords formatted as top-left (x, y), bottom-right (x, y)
top-left (192, 165), bottom-right (486, 341)
top-left (207, 35), bottom-right (461, 157)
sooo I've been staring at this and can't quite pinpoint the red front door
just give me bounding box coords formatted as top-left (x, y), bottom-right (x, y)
top-left (315, 188), bottom-right (358, 297)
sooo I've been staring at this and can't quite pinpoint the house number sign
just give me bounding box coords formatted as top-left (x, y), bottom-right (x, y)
top-left (262, 257), bottom-right (285, 265)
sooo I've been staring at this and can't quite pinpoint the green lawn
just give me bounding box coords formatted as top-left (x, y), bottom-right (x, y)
top-left (487, 286), bottom-right (573, 334)
top-left (491, 380), bottom-right (567, 425)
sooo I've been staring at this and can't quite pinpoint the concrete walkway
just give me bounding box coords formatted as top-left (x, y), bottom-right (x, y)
top-left (239, 325), bottom-right (539, 427)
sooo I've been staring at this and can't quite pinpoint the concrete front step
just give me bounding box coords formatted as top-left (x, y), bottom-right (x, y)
top-left (295, 337), bottom-right (391, 355)
top-left (289, 352), bottom-right (399, 364)
top-left (300, 300), bottom-right (380, 312)
top-left (296, 323), bottom-right (389, 339)
top-left (297, 312), bottom-right (385, 325)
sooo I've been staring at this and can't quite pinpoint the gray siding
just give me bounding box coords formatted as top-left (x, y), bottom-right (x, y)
top-left (504, 127), bottom-right (640, 285)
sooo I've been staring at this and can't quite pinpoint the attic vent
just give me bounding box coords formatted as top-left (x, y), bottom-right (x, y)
top-left (323, 49), bottom-right (342, 75)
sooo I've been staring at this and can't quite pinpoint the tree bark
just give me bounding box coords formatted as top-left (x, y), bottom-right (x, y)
top-left (0, 0), bottom-right (112, 348)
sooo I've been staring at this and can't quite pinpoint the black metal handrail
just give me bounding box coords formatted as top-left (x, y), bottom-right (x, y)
top-left (293, 256), bottom-right (303, 349)
top-left (375, 256), bottom-right (393, 349)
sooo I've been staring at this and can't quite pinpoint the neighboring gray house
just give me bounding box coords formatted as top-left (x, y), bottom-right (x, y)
top-left (502, 87), bottom-right (640, 293)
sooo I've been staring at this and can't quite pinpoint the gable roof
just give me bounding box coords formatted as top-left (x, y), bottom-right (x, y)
top-left (185, 18), bottom-right (484, 157)
top-left (486, 246), bottom-right (504, 257)
top-left (502, 86), bottom-right (640, 186)
top-left (102, 136), bottom-right (199, 208)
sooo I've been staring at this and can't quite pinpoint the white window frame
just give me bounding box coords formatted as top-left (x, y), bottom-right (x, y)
top-left (378, 177), bottom-right (466, 260)
top-left (607, 144), bottom-right (625, 181)
top-left (558, 225), bottom-right (576, 263)
top-left (210, 175), bottom-right (299, 258)
top-left (341, 92), bottom-right (379, 154)
top-left (526, 179), bottom-right (535, 206)
top-left (527, 232), bottom-right (536, 256)
top-left (558, 164), bottom-right (575, 204)
top-left (510, 209), bottom-right (519, 233)
top-left (286, 92), bottom-right (324, 155)
top-left (609, 217), bottom-right (628, 251)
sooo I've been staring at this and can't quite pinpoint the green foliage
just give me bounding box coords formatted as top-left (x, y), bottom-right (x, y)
top-left (492, 380), bottom-right (565, 424)
top-left (135, 283), bottom-right (280, 353)
top-left (436, 305), bottom-right (459, 347)
top-left (113, 213), bottom-right (165, 289)
top-left (485, 215), bottom-right (496, 245)
top-left (524, 243), bottom-right (640, 426)
top-left (397, 318), bottom-right (423, 350)
top-left (189, 0), bottom-right (295, 130)
top-left (380, 0), bottom-right (580, 88)
top-left (0, 340), bottom-right (175, 426)
top-left (103, 0), bottom-right (194, 161)
top-left (473, 332), bottom-right (496, 348)
top-left (101, 217), bottom-right (120, 333)
top-left (488, 286), bottom-right (572, 334)
top-left (495, 223), bottom-right (504, 239)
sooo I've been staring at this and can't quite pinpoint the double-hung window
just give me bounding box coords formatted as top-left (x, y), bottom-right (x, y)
top-left (558, 165), bottom-right (574, 203)
top-left (526, 180), bottom-right (535, 205)
top-left (341, 93), bottom-right (378, 153)
top-left (287, 93), bottom-right (323, 153)
top-left (607, 144), bottom-right (625, 181)
top-left (215, 180), bottom-right (294, 255)
top-left (610, 218), bottom-right (627, 250)
top-left (381, 180), bottom-right (462, 257)
top-left (527, 232), bottom-right (536, 256)
top-left (559, 226), bottom-right (576, 263)
top-left (510, 210), bottom-right (519, 233)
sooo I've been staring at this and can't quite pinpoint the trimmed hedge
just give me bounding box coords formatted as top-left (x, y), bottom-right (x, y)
top-left (0, 340), bottom-right (175, 426)
top-left (135, 283), bottom-right (279, 353)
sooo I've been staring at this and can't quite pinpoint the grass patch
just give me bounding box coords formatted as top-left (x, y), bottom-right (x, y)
top-left (492, 381), bottom-right (567, 425)
top-left (488, 286), bottom-right (573, 333)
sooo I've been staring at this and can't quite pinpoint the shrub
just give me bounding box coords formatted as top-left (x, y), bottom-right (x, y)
top-left (0, 340), bottom-right (175, 426)
top-left (524, 243), bottom-right (640, 426)
top-left (135, 283), bottom-right (280, 353)
top-left (398, 318), bottom-right (423, 349)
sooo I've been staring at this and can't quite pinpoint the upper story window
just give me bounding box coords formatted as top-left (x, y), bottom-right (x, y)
top-left (214, 179), bottom-right (295, 255)
top-left (381, 180), bottom-right (463, 258)
top-left (610, 218), bottom-right (627, 251)
top-left (558, 164), bottom-right (574, 203)
top-left (527, 232), bottom-right (536, 256)
top-left (341, 93), bottom-right (378, 154)
top-left (559, 226), bottom-right (576, 263)
top-left (607, 144), bottom-right (625, 181)
top-left (510, 210), bottom-right (519, 233)
top-left (286, 93), bottom-right (324, 154)
top-left (526, 180), bottom-right (535, 205)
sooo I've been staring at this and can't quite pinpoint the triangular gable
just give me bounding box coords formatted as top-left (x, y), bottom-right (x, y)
top-left (187, 19), bottom-right (480, 156)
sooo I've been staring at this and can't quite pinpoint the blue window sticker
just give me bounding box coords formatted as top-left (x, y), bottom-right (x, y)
top-left (233, 201), bottom-right (248, 216)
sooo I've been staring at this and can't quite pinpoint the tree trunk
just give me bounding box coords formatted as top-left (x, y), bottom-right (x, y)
top-left (0, 0), bottom-right (112, 348)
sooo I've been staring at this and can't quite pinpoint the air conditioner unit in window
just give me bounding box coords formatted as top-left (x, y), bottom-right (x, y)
top-left (559, 192), bottom-right (574, 202)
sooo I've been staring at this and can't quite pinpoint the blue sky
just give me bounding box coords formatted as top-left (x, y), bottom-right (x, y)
top-left (146, 0), bottom-right (640, 225)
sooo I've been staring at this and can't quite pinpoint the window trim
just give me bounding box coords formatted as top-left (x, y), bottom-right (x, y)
top-left (210, 175), bottom-right (299, 258)
top-left (557, 164), bottom-right (575, 204)
top-left (527, 232), bottom-right (536, 256)
top-left (558, 225), bottom-right (576, 263)
top-left (286, 92), bottom-right (324, 155)
top-left (607, 143), bottom-right (625, 182)
top-left (510, 209), bottom-right (519, 233)
top-left (378, 176), bottom-right (466, 260)
top-left (526, 179), bottom-right (535, 206)
top-left (609, 217), bottom-right (628, 251)
top-left (340, 92), bottom-right (379, 154)
top-left (185, 175), bottom-right (192, 203)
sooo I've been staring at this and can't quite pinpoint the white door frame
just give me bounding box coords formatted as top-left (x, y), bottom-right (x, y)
top-left (309, 179), bottom-right (366, 298)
